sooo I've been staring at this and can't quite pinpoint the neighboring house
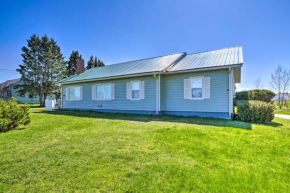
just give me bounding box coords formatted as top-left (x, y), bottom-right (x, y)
top-left (273, 93), bottom-right (290, 101)
top-left (0, 78), bottom-right (55, 103)
top-left (59, 47), bottom-right (243, 119)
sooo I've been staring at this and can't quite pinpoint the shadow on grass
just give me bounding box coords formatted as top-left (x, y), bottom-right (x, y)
top-left (30, 109), bottom-right (266, 130)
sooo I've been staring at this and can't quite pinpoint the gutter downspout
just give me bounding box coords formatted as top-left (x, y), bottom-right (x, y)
top-left (154, 74), bottom-right (160, 115)
top-left (158, 74), bottom-right (161, 114)
top-left (229, 68), bottom-right (234, 117)
top-left (61, 86), bottom-right (63, 109)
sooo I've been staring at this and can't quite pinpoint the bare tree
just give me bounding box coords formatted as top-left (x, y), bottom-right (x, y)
top-left (270, 65), bottom-right (290, 109)
top-left (281, 70), bottom-right (290, 107)
top-left (254, 77), bottom-right (263, 89)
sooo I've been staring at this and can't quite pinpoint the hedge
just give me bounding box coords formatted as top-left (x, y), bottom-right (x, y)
top-left (236, 100), bottom-right (275, 123)
top-left (235, 89), bottom-right (276, 103)
top-left (0, 98), bottom-right (31, 132)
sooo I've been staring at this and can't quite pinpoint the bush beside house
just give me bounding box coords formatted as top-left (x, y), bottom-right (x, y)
top-left (236, 100), bottom-right (275, 123)
top-left (235, 89), bottom-right (276, 103)
top-left (235, 89), bottom-right (275, 123)
top-left (0, 98), bottom-right (30, 132)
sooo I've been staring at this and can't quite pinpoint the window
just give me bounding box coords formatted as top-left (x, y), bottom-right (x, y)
top-left (6, 90), bottom-right (12, 97)
top-left (191, 78), bottom-right (203, 98)
top-left (92, 84), bottom-right (114, 100)
top-left (96, 84), bottom-right (112, 100)
top-left (184, 77), bottom-right (210, 100)
top-left (126, 81), bottom-right (145, 100)
top-left (29, 93), bottom-right (34, 98)
top-left (132, 82), bottom-right (140, 99)
top-left (66, 86), bottom-right (82, 100)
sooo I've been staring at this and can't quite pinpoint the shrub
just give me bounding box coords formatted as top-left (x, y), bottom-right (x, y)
top-left (0, 98), bottom-right (31, 132)
top-left (235, 89), bottom-right (276, 103)
top-left (236, 100), bottom-right (275, 123)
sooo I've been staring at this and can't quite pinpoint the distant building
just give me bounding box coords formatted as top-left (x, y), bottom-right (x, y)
top-left (0, 78), bottom-right (55, 103)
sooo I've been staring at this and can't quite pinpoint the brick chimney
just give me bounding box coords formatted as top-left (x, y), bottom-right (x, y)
top-left (76, 57), bottom-right (85, 74)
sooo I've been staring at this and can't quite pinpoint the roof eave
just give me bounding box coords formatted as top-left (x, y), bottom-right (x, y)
top-left (166, 64), bottom-right (243, 75)
top-left (59, 71), bottom-right (161, 85)
top-left (59, 64), bottom-right (243, 85)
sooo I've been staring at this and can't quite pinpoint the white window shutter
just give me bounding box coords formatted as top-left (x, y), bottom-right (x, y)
top-left (140, 81), bottom-right (145, 99)
top-left (111, 84), bottom-right (115, 100)
top-left (203, 77), bottom-right (210, 99)
top-left (65, 87), bottom-right (69, 100)
top-left (126, 82), bottom-right (132, 99)
top-left (92, 85), bottom-right (96, 100)
top-left (184, 79), bottom-right (190, 99)
top-left (80, 86), bottom-right (83, 100)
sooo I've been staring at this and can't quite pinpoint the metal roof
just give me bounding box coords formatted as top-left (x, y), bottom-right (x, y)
top-left (59, 53), bottom-right (185, 83)
top-left (59, 47), bottom-right (243, 84)
top-left (168, 47), bottom-right (243, 72)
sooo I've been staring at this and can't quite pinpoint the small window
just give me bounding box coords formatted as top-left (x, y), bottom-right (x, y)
top-left (7, 90), bottom-right (12, 97)
top-left (69, 86), bottom-right (81, 100)
top-left (132, 82), bottom-right (140, 99)
top-left (29, 93), bottom-right (34, 98)
top-left (191, 78), bottom-right (203, 98)
top-left (96, 84), bottom-right (112, 100)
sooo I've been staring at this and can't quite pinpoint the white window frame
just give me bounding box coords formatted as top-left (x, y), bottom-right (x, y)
top-left (131, 81), bottom-right (141, 100)
top-left (92, 83), bottom-right (114, 101)
top-left (189, 76), bottom-right (204, 100)
top-left (66, 86), bottom-right (82, 101)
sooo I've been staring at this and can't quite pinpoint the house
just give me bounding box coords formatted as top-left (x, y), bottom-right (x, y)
top-left (59, 47), bottom-right (243, 119)
top-left (0, 78), bottom-right (55, 103)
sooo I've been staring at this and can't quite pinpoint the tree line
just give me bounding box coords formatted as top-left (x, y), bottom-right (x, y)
top-left (16, 34), bottom-right (105, 106)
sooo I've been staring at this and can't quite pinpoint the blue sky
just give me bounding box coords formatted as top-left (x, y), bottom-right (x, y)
top-left (0, 0), bottom-right (289, 90)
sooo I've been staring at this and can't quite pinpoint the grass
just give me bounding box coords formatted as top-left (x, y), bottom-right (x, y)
top-left (0, 109), bottom-right (290, 192)
top-left (274, 109), bottom-right (290, 115)
top-left (274, 101), bottom-right (290, 115)
top-left (19, 103), bottom-right (41, 108)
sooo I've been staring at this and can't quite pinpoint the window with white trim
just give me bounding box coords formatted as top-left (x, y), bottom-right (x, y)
top-left (191, 78), bottom-right (203, 98)
top-left (92, 84), bottom-right (114, 100)
top-left (184, 77), bottom-right (210, 100)
top-left (126, 81), bottom-right (145, 100)
top-left (66, 86), bottom-right (82, 100)
top-left (132, 82), bottom-right (140, 99)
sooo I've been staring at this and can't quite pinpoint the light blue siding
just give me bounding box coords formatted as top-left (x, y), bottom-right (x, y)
top-left (62, 75), bottom-right (157, 111)
top-left (61, 70), bottom-right (231, 119)
top-left (161, 69), bottom-right (229, 113)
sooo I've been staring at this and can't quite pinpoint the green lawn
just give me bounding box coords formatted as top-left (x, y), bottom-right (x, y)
top-left (274, 108), bottom-right (290, 115)
top-left (0, 109), bottom-right (290, 192)
top-left (19, 103), bottom-right (41, 108)
top-left (274, 101), bottom-right (290, 115)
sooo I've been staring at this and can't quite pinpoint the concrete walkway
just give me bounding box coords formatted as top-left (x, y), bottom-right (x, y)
top-left (275, 114), bottom-right (290, 120)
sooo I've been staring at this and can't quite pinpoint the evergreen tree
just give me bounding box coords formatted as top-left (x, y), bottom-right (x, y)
top-left (66, 51), bottom-right (80, 77)
top-left (94, 56), bottom-right (105, 67)
top-left (86, 55), bottom-right (95, 69)
top-left (86, 55), bottom-right (105, 69)
top-left (16, 34), bottom-right (66, 106)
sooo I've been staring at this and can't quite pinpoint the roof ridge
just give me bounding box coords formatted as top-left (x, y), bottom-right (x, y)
top-left (163, 53), bottom-right (187, 72)
top-left (187, 46), bottom-right (242, 56)
top-left (105, 52), bottom-right (186, 67)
